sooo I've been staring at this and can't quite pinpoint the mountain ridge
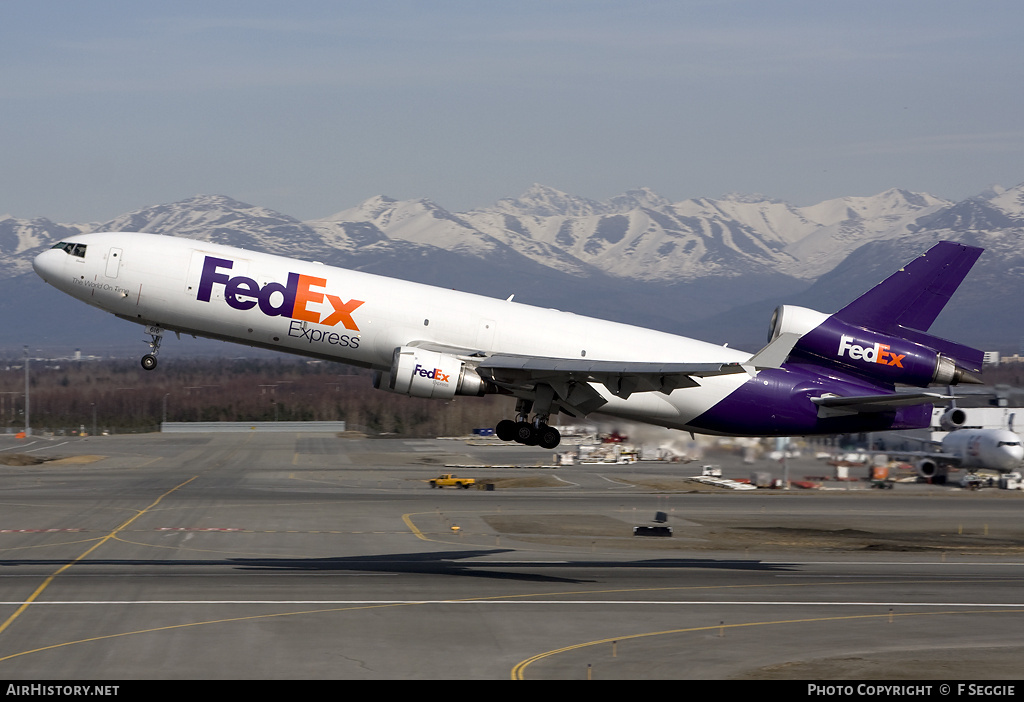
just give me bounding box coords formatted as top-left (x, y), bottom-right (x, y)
top-left (4, 182), bottom-right (1022, 355)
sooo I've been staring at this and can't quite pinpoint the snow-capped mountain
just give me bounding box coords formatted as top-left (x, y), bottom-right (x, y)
top-left (680, 183), bottom-right (1024, 350)
top-left (774, 188), bottom-right (952, 276)
top-left (4, 181), bottom-right (1023, 353)
top-left (313, 195), bottom-right (501, 259)
top-left (99, 194), bottom-right (331, 259)
top-left (0, 184), bottom-right (990, 284)
top-left (0, 216), bottom-right (90, 277)
top-left (308, 183), bottom-right (956, 283)
top-left (493, 183), bottom-right (614, 218)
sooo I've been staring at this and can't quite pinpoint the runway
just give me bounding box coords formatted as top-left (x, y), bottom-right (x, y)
top-left (1, 431), bottom-right (1023, 680)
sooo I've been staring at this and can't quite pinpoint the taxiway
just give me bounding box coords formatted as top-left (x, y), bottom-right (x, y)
top-left (1, 431), bottom-right (1023, 680)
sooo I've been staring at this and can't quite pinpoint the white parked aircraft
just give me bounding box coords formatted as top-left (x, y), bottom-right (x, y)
top-left (34, 233), bottom-right (985, 449)
top-left (898, 407), bottom-right (1024, 483)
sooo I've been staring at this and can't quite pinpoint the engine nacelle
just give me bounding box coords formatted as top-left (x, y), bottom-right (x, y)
top-left (939, 407), bottom-right (968, 431)
top-left (376, 346), bottom-right (487, 400)
top-left (769, 305), bottom-right (975, 388)
top-left (916, 458), bottom-right (948, 484)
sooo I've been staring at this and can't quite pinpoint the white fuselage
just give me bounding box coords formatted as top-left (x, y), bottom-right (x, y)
top-left (32, 232), bottom-right (755, 431)
top-left (942, 429), bottom-right (1024, 472)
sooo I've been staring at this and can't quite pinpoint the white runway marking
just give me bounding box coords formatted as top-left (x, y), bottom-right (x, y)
top-left (3, 600), bottom-right (1024, 607)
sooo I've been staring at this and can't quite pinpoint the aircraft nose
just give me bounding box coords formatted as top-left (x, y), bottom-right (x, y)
top-left (997, 439), bottom-right (1024, 470)
top-left (32, 247), bottom-right (64, 282)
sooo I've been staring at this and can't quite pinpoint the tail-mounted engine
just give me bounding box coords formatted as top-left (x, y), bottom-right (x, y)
top-left (373, 346), bottom-right (488, 400)
top-left (769, 305), bottom-right (980, 388)
top-left (939, 407), bottom-right (967, 431)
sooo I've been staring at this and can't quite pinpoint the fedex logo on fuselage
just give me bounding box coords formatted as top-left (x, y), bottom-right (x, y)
top-left (197, 256), bottom-right (364, 330)
top-left (837, 334), bottom-right (904, 367)
top-left (414, 364), bottom-right (450, 384)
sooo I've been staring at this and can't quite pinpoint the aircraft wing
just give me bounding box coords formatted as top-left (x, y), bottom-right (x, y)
top-left (875, 449), bottom-right (962, 465)
top-left (461, 332), bottom-right (804, 416)
top-left (479, 354), bottom-right (746, 390)
top-left (400, 334), bottom-right (801, 417)
top-left (473, 354), bottom-right (736, 417)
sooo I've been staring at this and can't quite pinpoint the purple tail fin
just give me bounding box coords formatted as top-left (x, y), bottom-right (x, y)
top-left (834, 241), bottom-right (983, 374)
top-left (836, 241), bottom-right (982, 333)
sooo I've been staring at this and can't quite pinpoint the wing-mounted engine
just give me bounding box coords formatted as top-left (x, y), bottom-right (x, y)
top-left (916, 458), bottom-right (948, 484)
top-left (373, 346), bottom-right (488, 400)
top-left (769, 304), bottom-right (980, 388)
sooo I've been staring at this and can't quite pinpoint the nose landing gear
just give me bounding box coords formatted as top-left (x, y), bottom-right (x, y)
top-left (141, 325), bottom-right (163, 371)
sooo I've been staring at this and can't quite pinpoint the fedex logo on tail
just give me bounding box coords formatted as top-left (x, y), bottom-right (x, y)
top-left (837, 334), bottom-right (904, 367)
top-left (198, 256), bottom-right (364, 330)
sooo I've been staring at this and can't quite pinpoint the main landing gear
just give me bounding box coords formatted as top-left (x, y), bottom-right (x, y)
top-left (141, 325), bottom-right (163, 371)
top-left (495, 398), bottom-right (562, 450)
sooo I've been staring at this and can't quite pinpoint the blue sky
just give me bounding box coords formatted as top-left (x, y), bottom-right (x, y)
top-left (2, 1), bottom-right (1023, 222)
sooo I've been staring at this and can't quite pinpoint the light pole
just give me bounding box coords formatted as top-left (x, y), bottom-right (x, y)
top-left (23, 346), bottom-right (30, 437)
top-left (782, 437), bottom-right (790, 489)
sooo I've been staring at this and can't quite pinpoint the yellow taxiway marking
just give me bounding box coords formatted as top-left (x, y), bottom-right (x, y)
top-left (0, 601), bottom-right (418, 664)
top-left (402, 513), bottom-right (429, 540)
top-left (510, 608), bottom-right (1024, 679)
top-left (0, 476), bottom-right (198, 637)
top-left (0, 571), bottom-right (1018, 666)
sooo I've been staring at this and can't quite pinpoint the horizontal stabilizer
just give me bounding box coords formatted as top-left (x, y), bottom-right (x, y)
top-left (812, 392), bottom-right (950, 418)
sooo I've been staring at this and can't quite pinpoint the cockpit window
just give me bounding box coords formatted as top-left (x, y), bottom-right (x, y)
top-left (51, 241), bottom-right (87, 258)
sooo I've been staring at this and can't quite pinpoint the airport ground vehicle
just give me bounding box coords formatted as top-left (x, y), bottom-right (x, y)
top-left (429, 474), bottom-right (476, 489)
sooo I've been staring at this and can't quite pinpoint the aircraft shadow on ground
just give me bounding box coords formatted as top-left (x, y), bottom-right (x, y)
top-left (0, 550), bottom-right (797, 584)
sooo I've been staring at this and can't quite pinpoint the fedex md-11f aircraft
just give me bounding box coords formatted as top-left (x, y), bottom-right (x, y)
top-left (33, 233), bottom-right (985, 449)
